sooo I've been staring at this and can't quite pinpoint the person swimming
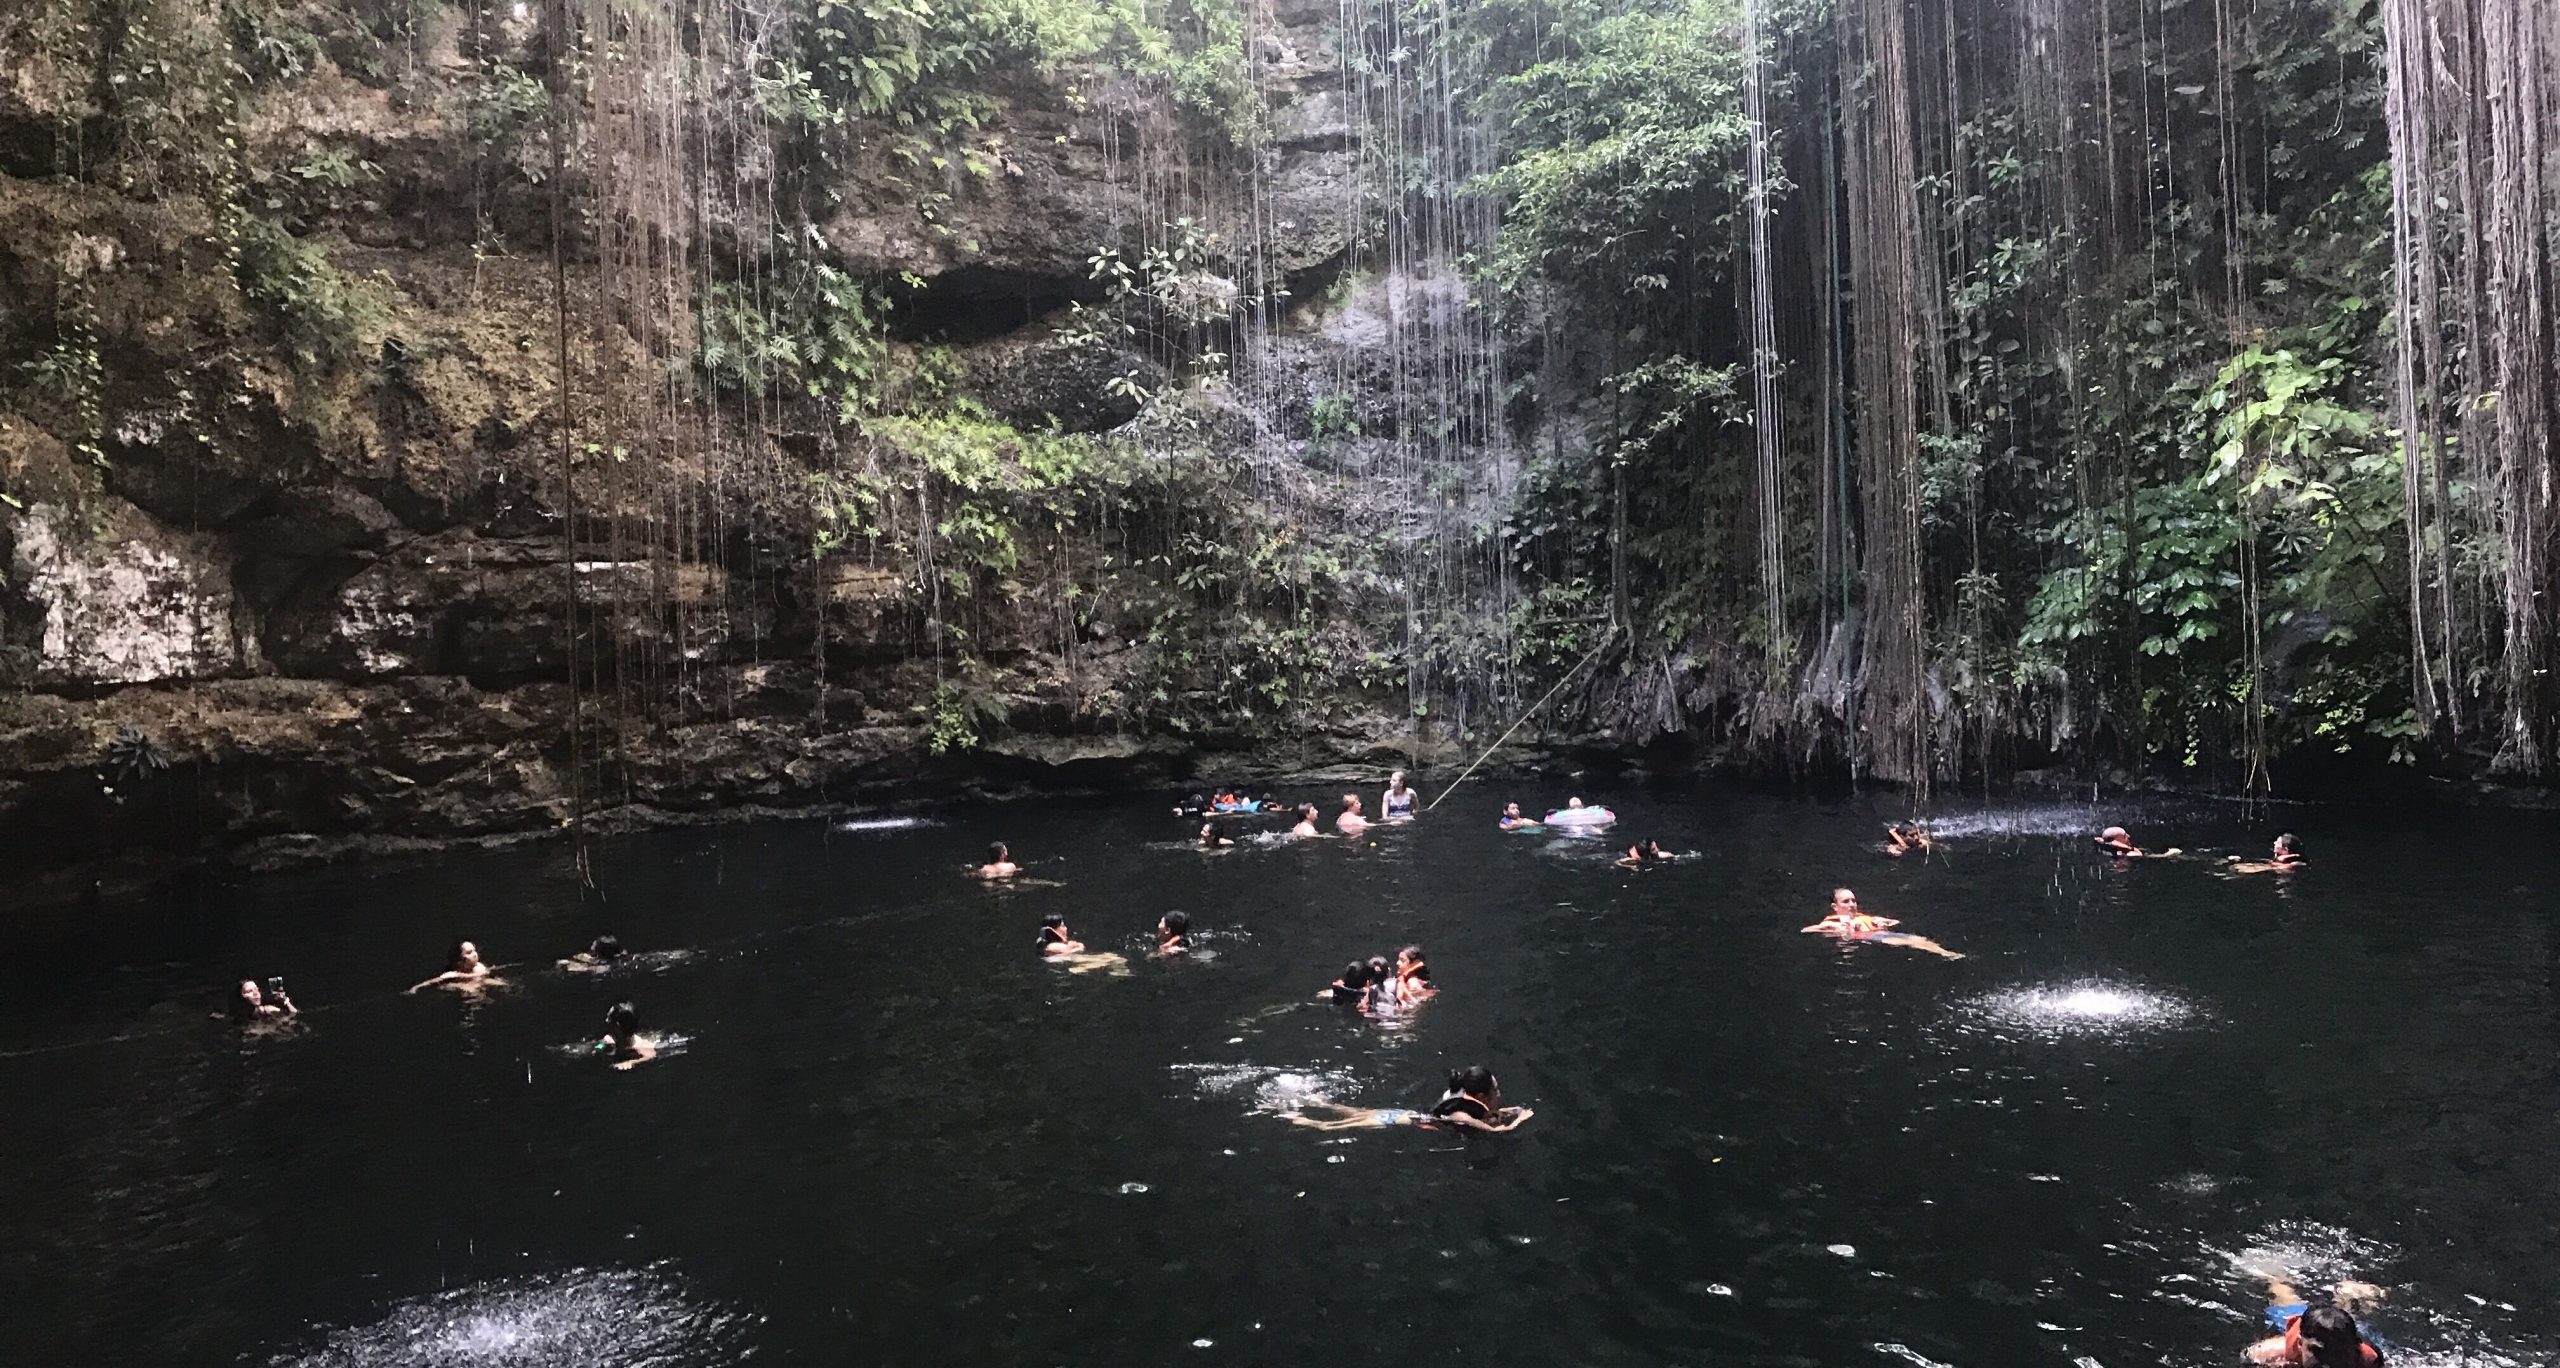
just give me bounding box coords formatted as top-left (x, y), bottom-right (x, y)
top-left (1197, 820), bottom-right (1235, 848)
top-left (559, 935), bottom-right (627, 973)
top-left (409, 939), bottom-right (500, 993)
top-left (1381, 770), bottom-right (1417, 819)
top-left (1318, 959), bottom-right (1373, 1004)
top-left (1358, 955), bottom-right (1404, 1017)
top-left (974, 842), bottom-right (1020, 880)
top-left (2095, 825), bottom-right (2183, 858)
top-left (1283, 1065), bottom-right (1534, 1134)
top-left (1290, 802), bottom-right (1323, 838)
top-left (598, 1000), bottom-right (656, 1069)
top-left (1392, 945), bottom-right (1434, 1003)
top-left (1616, 839), bottom-right (1667, 869)
top-left (1883, 823), bottom-right (1933, 857)
top-left (2246, 1277), bottom-right (2389, 1367)
top-left (1801, 888), bottom-right (1964, 960)
top-left (1156, 910), bottom-right (1192, 956)
top-left (1499, 802), bottom-right (1540, 831)
top-left (1036, 912), bottom-right (1084, 957)
top-left (232, 977), bottom-right (296, 1024)
top-left (2225, 832), bottom-right (2306, 875)
top-left (1335, 794), bottom-right (1372, 835)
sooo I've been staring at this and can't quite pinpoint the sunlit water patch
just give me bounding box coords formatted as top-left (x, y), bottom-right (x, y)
top-left (1949, 979), bottom-right (2206, 1042)
top-left (836, 815), bottom-right (936, 833)
top-left (265, 1266), bottom-right (755, 1367)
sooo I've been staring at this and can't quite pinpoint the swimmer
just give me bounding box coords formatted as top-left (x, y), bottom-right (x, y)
top-left (1283, 1065), bottom-right (1534, 1134)
top-left (2247, 1276), bottom-right (2389, 1367)
top-left (1499, 802), bottom-right (1541, 831)
top-left (1335, 794), bottom-right (1372, 835)
top-left (232, 977), bottom-right (296, 1024)
top-left (1358, 955), bottom-right (1402, 1017)
top-left (1196, 820), bottom-right (1235, 849)
top-left (1392, 945), bottom-right (1435, 1003)
top-left (1801, 888), bottom-right (1964, 960)
top-left (974, 842), bottom-right (1020, 880)
top-left (1883, 823), bottom-right (1933, 857)
top-left (1317, 959), bottom-right (1372, 1003)
top-left (1036, 911), bottom-right (1085, 957)
top-left (597, 1000), bottom-right (656, 1069)
top-left (1156, 910), bottom-right (1192, 956)
top-left (1381, 770), bottom-right (1417, 820)
top-left (1616, 838), bottom-right (1668, 869)
top-left (2225, 832), bottom-right (2307, 875)
top-left (408, 940), bottom-right (501, 993)
top-left (2095, 825), bottom-right (2183, 858)
top-left (1565, 796), bottom-right (1586, 809)
top-left (1290, 802), bottom-right (1324, 838)
top-left (558, 935), bottom-right (627, 973)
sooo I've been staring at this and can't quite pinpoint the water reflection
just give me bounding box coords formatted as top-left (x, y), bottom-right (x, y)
top-left (265, 1266), bottom-right (754, 1367)
top-left (1953, 979), bottom-right (2205, 1040)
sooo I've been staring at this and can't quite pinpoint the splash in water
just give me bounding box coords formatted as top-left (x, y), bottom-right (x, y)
top-left (837, 815), bottom-right (935, 833)
top-left (1170, 1062), bottom-right (1362, 1112)
top-left (265, 1266), bottom-right (755, 1367)
top-left (1954, 979), bottom-right (2205, 1039)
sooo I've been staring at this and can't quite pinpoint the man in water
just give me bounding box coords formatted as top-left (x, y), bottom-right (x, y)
top-left (1317, 959), bottom-right (1372, 1003)
top-left (1156, 911), bottom-right (1192, 956)
top-left (1616, 839), bottom-right (1668, 869)
top-left (599, 1001), bottom-right (656, 1070)
top-left (1335, 794), bottom-right (1372, 835)
top-left (409, 940), bottom-right (501, 993)
top-left (2246, 1276), bottom-right (2387, 1367)
top-left (974, 842), bottom-right (1020, 880)
top-left (1290, 802), bottom-right (1324, 838)
top-left (2225, 833), bottom-right (2305, 875)
top-left (1802, 888), bottom-right (1964, 960)
top-left (1883, 823), bottom-right (1933, 857)
top-left (559, 935), bottom-right (626, 973)
top-left (1499, 802), bottom-right (1540, 831)
top-left (2095, 826), bottom-right (2182, 858)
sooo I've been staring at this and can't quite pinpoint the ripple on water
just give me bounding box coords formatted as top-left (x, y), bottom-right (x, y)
top-left (265, 1266), bottom-right (755, 1367)
top-left (1169, 1062), bottom-right (1362, 1111)
top-left (1951, 979), bottom-right (2205, 1041)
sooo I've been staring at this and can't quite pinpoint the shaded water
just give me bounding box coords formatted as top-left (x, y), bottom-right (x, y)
top-left (2, 787), bottom-right (2555, 1366)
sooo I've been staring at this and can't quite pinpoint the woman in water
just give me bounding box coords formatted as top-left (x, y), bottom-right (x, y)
top-left (2246, 1277), bottom-right (2388, 1367)
top-left (1381, 770), bottom-right (1417, 820)
top-left (1802, 888), bottom-right (1965, 960)
top-left (599, 1000), bottom-right (656, 1069)
top-left (1290, 802), bottom-right (1324, 838)
top-left (232, 978), bottom-right (297, 1025)
top-left (409, 940), bottom-right (500, 993)
top-left (1036, 912), bottom-right (1084, 957)
top-left (1392, 945), bottom-right (1435, 1003)
top-left (559, 935), bottom-right (626, 973)
top-left (1156, 911), bottom-right (1192, 956)
top-left (1283, 1066), bottom-right (1534, 1134)
top-left (1498, 802), bottom-right (1540, 831)
top-left (974, 842), bottom-right (1020, 880)
top-left (2095, 825), bottom-right (2182, 858)
top-left (2225, 833), bottom-right (2306, 875)
top-left (1616, 839), bottom-right (1668, 869)
top-left (1335, 794), bottom-right (1372, 835)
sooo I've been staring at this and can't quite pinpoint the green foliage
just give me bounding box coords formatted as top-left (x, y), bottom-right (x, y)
top-left (925, 675), bottom-right (1010, 754)
top-left (233, 219), bottom-right (382, 372)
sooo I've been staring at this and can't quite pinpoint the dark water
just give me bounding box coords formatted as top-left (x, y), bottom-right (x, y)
top-left (3, 787), bottom-right (2555, 1367)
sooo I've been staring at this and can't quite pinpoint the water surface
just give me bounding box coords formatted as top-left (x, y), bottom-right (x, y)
top-left (1, 787), bottom-right (2553, 1366)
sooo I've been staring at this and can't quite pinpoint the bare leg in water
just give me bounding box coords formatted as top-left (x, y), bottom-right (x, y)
top-left (1871, 933), bottom-right (1966, 961)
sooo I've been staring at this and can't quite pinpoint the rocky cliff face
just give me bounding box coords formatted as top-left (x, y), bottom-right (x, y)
top-left (0, 0), bottom-right (1531, 906)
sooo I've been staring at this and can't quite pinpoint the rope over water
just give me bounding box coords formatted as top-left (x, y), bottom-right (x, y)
top-left (1425, 625), bottom-right (1619, 813)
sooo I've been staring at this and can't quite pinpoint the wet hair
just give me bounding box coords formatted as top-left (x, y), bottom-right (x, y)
top-left (1041, 911), bottom-right (1067, 930)
top-left (1341, 793), bottom-right (1362, 811)
top-left (987, 842), bottom-right (1010, 863)
top-left (1397, 946), bottom-right (1430, 983)
top-left (447, 940), bottom-right (475, 970)
top-left (1832, 887), bottom-right (1857, 902)
top-left (2296, 1304), bottom-right (2367, 1367)
top-left (589, 935), bottom-right (624, 961)
top-left (2274, 832), bottom-right (2301, 855)
top-left (604, 1000), bottom-right (639, 1038)
top-left (1366, 956), bottom-right (1391, 981)
top-left (1162, 910), bottom-right (1191, 936)
top-left (1199, 820), bottom-right (1226, 844)
top-left (1297, 802), bottom-right (1320, 821)
top-left (232, 979), bottom-right (263, 1021)
top-left (1447, 1064), bottom-right (1497, 1096)
top-left (1389, 770), bottom-right (1407, 786)
top-left (1339, 959), bottom-right (1372, 988)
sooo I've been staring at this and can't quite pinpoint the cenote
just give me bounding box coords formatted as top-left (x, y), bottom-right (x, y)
top-left (2, 788), bottom-right (2555, 1367)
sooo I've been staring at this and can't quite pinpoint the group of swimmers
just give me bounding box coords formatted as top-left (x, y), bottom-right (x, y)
top-left (360, 934), bottom-right (662, 1067)
top-left (1317, 945), bottom-right (1434, 1018)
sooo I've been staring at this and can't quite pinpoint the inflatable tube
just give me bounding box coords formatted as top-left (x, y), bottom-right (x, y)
top-left (1210, 799), bottom-right (1263, 814)
top-left (1543, 806), bottom-right (1617, 827)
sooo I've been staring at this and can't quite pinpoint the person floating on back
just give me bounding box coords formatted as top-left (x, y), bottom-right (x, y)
top-left (974, 842), bottom-right (1020, 880)
top-left (2095, 826), bottom-right (2183, 859)
top-left (2224, 833), bottom-right (2306, 876)
top-left (1335, 794), bottom-right (1372, 836)
top-left (410, 940), bottom-right (501, 993)
top-left (2245, 1275), bottom-right (2387, 1367)
top-left (1801, 888), bottom-right (1964, 961)
top-left (1282, 1065), bottom-right (1534, 1134)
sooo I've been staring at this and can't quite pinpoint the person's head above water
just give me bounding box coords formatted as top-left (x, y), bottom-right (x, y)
top-left (589, 935), bottom-right (624, 961)
top-left (2274, 832), bottom-right (2302, 859)
top-left (2097, 826), bottom-right (2134, 847)
top-left (1830, 887), bottom-right (1859, 915)
top-left (1567, 796), bottom-right (1585, 809)
top-left (604, 1000), bottom-right (639, 1042)
top-left (988, 841), bottom-right (1010, 863)
top-left (1367, 955), bottom-right (1391, 981)
top-left (1198, 820), bottom-right (1222, 844)
top-left (1447, 1064), bottom-right (1499, 1100)
top-left (1503, 802), bottom-right (1522, 818)
top-left (1341, 794), bottom-right (1363, 813)
top-left (1297, 801), bottom-right (1320, 821)
top-left (449, 939), bottom-right (481, 971)
top-left (1339, 959), bottom-right (1372, 987)
top-left (1389, 769), bottom-right (1408, 790)
top-left (1040, 911), bottom-right (1068, 936)
top-left (1396, 945), bottom-right (1429, 981)
top-left (2293, 1303), bottom-right (2372, 1368)
top-left (1159, 910), bottom-right (1190, 941)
